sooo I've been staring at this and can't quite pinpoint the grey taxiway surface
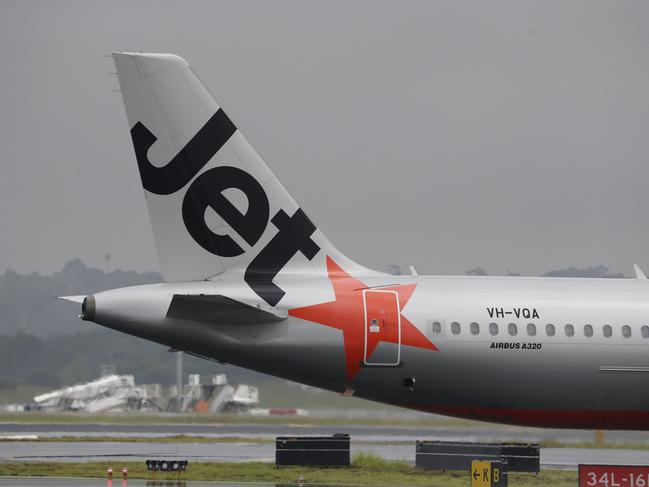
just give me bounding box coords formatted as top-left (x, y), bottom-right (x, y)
top-left (1, 440), bottom-right (649, 469)
top-left (1, 422), bottom-right (649, 469)
top-left (3, 421), bottom-right (649, 443)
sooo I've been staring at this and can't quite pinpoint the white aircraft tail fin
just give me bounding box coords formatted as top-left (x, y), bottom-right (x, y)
top-left (112, 52), bottom-right (372, 305)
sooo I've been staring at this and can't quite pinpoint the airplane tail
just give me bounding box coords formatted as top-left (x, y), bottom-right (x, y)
top-left (112, 52), bottom-right (373, 306)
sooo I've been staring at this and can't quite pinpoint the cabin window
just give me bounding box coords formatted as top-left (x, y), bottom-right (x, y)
top-left (527, 323), bottom-right (537, 336)
top-left (546, 323), bottom-right (555, 336)
top-left (565, 324), bottom-right (574, 337)
top-left (431, 321), bottom-right (442, 334)
top-left (451, 322), bottom-right (461, 335)
top-left (470, 322), bottom-right (480, 335)
top-left (603, 325), bottom-right (612, 337)
top-left (489, 322), bottom-right (498, 336)
top-left (508, 323), bottom-right (517, 336)
top-left (584, 324), bottom-right (593, 337)
top-left (642, 326), bottom-right (649, 338)
top-left (622, 325), bottom-right (631, 338)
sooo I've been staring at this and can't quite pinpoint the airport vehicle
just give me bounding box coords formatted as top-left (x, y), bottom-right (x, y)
top-left (64, 52), bottom-right (649, 429)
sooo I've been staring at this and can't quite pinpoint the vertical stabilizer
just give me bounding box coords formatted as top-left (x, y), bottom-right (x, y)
top-left (113, 52), bottom-right (374, 306)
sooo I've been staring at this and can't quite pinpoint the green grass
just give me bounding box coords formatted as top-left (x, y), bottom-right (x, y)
top-left (539, 439), bottom-right (649, 450)
top-left (0, 455), bottom-right (577, 486)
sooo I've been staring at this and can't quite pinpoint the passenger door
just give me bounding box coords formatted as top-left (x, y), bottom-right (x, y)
top-left (363, 289), bottom-right (401, 366)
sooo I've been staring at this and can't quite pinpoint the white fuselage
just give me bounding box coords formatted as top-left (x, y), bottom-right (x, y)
top-left (85, 273), bottom-right (649, 430)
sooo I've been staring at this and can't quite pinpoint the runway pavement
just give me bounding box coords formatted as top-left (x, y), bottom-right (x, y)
top-left (1, 440), bottom-right (649, 469)
top-left (2, 421), bottom-right (649, 444)
top-left (1, 421), bottom-right (649, 470)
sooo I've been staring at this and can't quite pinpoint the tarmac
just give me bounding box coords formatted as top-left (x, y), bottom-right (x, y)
top-left (1, 421), bottom-right (649, 471)
top-left (3, 421), bottom-right (649, 444)
top-left (1, 440), bottom-right (649, 470)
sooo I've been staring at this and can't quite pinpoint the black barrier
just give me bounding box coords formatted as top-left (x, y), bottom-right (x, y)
top-left (501, 443), bottom-right (540, 473)
top-left (416, 441), bottom-right (539, 473)
top-left (417, 442), bottom-right (500, 470)
top-left (145, 459), bottom-right (189, 472)
top-left (276, 434), bottom-right (350, 467)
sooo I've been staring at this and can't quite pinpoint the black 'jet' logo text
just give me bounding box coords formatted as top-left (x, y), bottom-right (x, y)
top-left (130, 109), bottom-right (320, 306)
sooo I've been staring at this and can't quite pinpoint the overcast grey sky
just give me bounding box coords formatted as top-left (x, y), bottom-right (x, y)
top-left (1, 0), bottom-right (648, 277)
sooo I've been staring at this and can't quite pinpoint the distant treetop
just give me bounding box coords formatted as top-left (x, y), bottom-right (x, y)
top-left (542, 265), bottom-right (626, 279)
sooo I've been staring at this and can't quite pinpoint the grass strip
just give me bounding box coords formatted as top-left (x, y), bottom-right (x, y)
top-left (0, 454), bottom-right (577, 486)
top-left (538, 440), bottom-right (649, 450)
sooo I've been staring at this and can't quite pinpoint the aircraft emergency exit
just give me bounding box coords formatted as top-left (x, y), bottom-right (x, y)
top-left (63, 52), bottom-right (649, 430)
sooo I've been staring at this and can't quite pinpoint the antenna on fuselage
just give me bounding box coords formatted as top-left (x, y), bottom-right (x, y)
top-left (633, 264), bottom-right (647, 280)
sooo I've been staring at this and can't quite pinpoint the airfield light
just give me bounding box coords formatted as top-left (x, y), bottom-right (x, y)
top-left (145, 459), bottom-right (189, 472)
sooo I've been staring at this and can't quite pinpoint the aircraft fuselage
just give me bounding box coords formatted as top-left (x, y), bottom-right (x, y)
top-left (85, 269), bottom-right (649, 430)
top-left (68, 51), bottom-right (649, 431)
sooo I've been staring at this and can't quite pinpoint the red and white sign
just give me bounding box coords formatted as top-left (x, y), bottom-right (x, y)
top-left (580, 465), bottom-right (649, 487)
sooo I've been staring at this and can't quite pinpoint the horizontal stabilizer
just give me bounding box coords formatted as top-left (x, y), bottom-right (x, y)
top-left (166, 294), bottom-right (287, 325)
top-left (57, 295), bottom-right (86, 304)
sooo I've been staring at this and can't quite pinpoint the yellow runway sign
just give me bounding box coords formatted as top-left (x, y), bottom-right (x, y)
top-left (471, 460), bottom-right (491, 486)
top-left (471, 460), bottom-right (506, 487)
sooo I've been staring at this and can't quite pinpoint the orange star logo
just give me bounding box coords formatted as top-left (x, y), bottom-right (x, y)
top-left (289, 256), bottom-right (438, 381)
